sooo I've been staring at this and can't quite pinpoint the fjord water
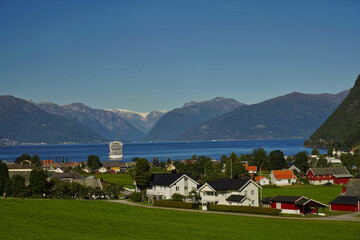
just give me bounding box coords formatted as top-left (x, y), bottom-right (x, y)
top-left (0, 139), bottom-right (324, 163)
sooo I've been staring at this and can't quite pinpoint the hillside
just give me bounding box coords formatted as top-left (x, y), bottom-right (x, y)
top-left (105, 109), bottom-right (167, 134)
top-left (306, 75), bottom-right (360, 149)
top-left (179, 90), bottom-right (349, 141)
top-left (0, 96), bottom-right (104, 144)
top-left (37, 102), bottom-right (145, 142)
top-left (144, 97), bottom-right (243, 142)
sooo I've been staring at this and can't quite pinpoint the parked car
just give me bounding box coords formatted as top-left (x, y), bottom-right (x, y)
top-left (323, 182), bottom-right (333, 186)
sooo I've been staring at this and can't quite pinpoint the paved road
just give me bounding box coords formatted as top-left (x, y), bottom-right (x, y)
top-left (109, 200), bottom-right (360, 222)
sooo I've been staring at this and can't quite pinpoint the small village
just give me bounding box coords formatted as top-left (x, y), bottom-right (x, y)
top-left (2, 146), bottom-right (360, 218)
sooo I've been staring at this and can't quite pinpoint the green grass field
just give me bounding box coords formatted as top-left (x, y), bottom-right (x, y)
top-left (0, 198), bottom-right (359, 240)
top-left (94, 173), bottom-right (134, 188)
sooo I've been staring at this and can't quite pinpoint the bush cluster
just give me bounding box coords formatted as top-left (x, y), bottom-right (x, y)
top-left (129, 192), bottom-right (142, 202)
top-left (208, 204), bottom-right (281, 215)
top-left (154, 200), bottom-right (199, 209)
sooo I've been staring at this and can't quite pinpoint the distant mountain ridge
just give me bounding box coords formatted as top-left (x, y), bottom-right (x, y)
top-left (36, 102), bottom-right (145, 141)
top-left (306, 75), bottom-right (360, 149)
top-left (144, 97), bottom-right (244, 142)
top-left (0, 96), bottom-right (105, 144)
top-left (178, 90), bottom-right (350, 141)
top-left (105, 108), bottom-right (168, 134)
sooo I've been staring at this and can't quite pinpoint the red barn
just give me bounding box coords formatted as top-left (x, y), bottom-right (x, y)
top-left (330, 178), bottom-right (360, 212)
top-left (306, 167), bottom-right (353, 185)
top-left (261, 195), bottom-right (328, 215)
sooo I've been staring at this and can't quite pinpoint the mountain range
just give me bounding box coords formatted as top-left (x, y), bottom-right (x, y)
top-left (0, 88), bottom-right (351, 144)
top-left (306, 75), bottom-right (360, 149)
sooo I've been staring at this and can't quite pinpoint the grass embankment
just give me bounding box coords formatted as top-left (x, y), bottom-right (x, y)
top-left (1, 199), bottom-right (359, 240)
top-left (94, 173), bottom-right (134, 188)
top-left (262, 185), bottom-right (345, 215)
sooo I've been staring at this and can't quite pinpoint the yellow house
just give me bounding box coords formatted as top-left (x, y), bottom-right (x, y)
top-left (166, 163), bottom-right (176, 171)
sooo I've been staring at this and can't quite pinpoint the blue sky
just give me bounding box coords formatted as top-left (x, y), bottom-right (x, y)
top-left (1, 0), bottom-right (359, 112)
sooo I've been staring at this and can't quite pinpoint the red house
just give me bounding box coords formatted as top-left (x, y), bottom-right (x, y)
top-left (261, 195), bottom-right (328, 215)
top-left (306, 167), bottom-right (353, 185)
top-left (330, 179), bottom-right (360, 212)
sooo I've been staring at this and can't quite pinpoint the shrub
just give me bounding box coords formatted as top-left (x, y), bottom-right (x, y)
top-left (208, 204), bottom-right (281, 215)
top-left (299, 177), bottom-right (310, 185)
top-left (154, 200), bottom-right (199, 209)
top-left (129, 192), bottom-right (142, 202)
top-left (262, 184), bottom-right (278, 188)
top-left (171, 193), bottom-right (185, 201)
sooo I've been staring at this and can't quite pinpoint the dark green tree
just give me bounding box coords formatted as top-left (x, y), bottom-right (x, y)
top-left (293, 151), bottom-right (309, 173)
top-left (311, 149), bottom-right (320, 156)
top-left (87, 155), bottom-right (101, 171)
top-left (0, 161), bottom-right (10, 195)
top-left (29, 169), bottom-right (48, 196)
top-left (340, 153), bottom-right (354, 170)
top-left (10, 175), bottom-right (26, 197)
top-left (250, 148), bottom-right (269, 169)
top-left (316, 155), bottom-right (329, 168)
top-left (152, 157), bottom-right (159, 167)
top-left (269, 150), bottom-right (286, 170)
top-left (132, 158), bottom-right (151, 191)
top-left (31, 154), bottom-right (41, 167)
top-left (15, 154), bottom-right (31, 164)
top-left (132, 157), bottom-right (139, 162)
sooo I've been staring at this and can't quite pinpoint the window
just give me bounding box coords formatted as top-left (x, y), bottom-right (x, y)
top-left (184, 177), bottom-right (187, 182)
top-left (251, 200), bottom-right (255, 205)
top-left (288, 179), bottom-right (291, 183)
top-left (251, 190), bottom-right (254, 195)
top-left (184, 186), bottom-right (188, 190)
top-left (245, 190), bottom-right (248, 196)
top-left (176, 186), bottom-right (179, 191)
top-left (319, 180), bottom-right (322, 183)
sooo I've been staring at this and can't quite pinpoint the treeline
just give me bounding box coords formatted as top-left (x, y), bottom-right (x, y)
top-left (0, 161), bottom-right (123, 199)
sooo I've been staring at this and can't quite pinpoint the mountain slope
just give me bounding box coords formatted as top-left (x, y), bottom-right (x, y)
top-left (0, 96), bottom-right (105, 144)
top-left (306, 75), bottom-right (360, 149)
top-left (105, 109), bottom-right (167, 134)
top-left (144, 97), bottom-right (243, 142)
top-left (179, 90), bottom-right (349, 141)
top-left (37, 102), bottom-right (145, 141)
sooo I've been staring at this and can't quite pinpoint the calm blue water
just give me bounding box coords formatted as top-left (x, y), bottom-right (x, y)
top-left (0, 139), bottom-right (324, 163)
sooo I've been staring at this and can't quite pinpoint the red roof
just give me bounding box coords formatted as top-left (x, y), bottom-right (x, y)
top-left (272, 169), bottom-right (296, 180)
top-left (248, 166), bottom-right (257, 172)
top-left (255, 176), bottom-right (267, 181)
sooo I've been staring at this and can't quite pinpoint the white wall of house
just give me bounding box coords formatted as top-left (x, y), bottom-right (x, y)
top-left (199, 181), bottom-right (259, 206)
top-left (309, 179), bottom-right (334, 185)
top-left (259, 177), bottom-right (270, 185)
top-left (147, 175), bottom-right (198, 200)
top-left (270, 172), bottom-right (296, 186)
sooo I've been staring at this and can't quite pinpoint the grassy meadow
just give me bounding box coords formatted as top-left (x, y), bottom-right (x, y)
top-left (94, 173), bottom-right (134, 188)
top-left (1, 198), bottom-right (359, 240)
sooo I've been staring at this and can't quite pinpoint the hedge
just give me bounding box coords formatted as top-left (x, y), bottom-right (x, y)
top-left (154, 200), bottom-right (199, 209)
top-left (208, 204), bottom-right (281, 215)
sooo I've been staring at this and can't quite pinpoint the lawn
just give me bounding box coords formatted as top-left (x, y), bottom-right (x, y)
top-left (0, 199), bottom-right (359, 240)
top-left (94, 173), bottom-right (134, 188)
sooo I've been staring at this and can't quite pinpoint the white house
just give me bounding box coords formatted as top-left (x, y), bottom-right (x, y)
top-left (146, 173), bottom-right (199, 200)
top-left (270, 169), bottom-right (297, 186)
top-left (289, 165), bottom-right (301, 175)
top-left (96, 167), bottom-right (107, 173)
top-left (198, 178), bottom-right (261, 207)
top-left (255, 176), bottom-right (270, 186)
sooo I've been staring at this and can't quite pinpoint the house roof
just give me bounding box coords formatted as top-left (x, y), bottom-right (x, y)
top-left (308, 167), bottom-right (353, 178)
top-left (270, 195), bottom-right (303, 203)
top-left (330, 196), bottom-right (360, 205)
top-left (248, 166), bottom-right (257, 172)
top-left (7, 164), bottom-right (36, 170)
top-left (344, 179), bottom-right (360, 197)
top-left (260, 197), bottom-right (272, 204)
top-left (226, 195), bottom-right (247, 202)
top-left (151, 173), bottom-right (193, 186)
top-left (205, 178), bottom-right (252, 191)
top-left (271, 169), bottom-right (296, 180)
top-left (101, 161), bottom-right (123, 168)
top-left (50, 172), bottom-right (83, 180)
top-left (255, 176), bottom-right (268, 181)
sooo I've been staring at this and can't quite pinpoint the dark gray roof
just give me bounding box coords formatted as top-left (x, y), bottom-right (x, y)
top-left (270, 195), bottom-right (303, 203)
top-left (330, 196), bottom-right (360, 205)
top-left (294, 198), bottom-right (311, 206)
top-left (51, 172), bottom-right (83, 180)
top-left (206, 178), bottom-right (251, 191)
top-left (344, 179), bottom-right (360, 197)
top-left (260, 197), bottom-right (272, 204)
top-left (310, 167), bottom-right (353, 178)
top-left (226, 195), bottom-right (247, 202)
top-left (151, 173), bottom-right (193, 186)
top-left (101, 161), bottom-right (124, 168)
top-left (7, 164), bottom-right (36, 170)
